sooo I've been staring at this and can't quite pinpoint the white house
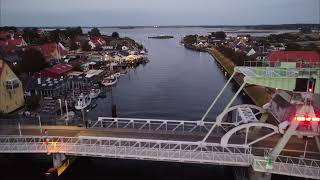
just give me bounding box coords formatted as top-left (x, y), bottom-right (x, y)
top-left (122, 46), bottom-right (129, 51)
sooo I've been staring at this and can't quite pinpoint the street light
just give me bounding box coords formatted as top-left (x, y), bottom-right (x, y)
top-left (65, 100), bottom-right (69, 126)
top-left (58, 99), bottom-right (63, 118)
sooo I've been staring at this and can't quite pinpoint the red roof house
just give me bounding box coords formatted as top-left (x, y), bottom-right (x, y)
top-left (27, 43), bottom-right (67, 62)
top-left (40, 64), bottom-right (73, 78)
top-left (0, 37), bottom-right (27, 53)
top-left (89, 37), bottom-right (106, 49)
top-left (267, 51), bottom-right (320, 63)
top-left (0, 33), bottom-right (11, 40)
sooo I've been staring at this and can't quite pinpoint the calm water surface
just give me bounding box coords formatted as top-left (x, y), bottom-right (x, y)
top-left (88, 27), bottom-right (246, 120)
top-left (2, 27), bottom-right (293, 180)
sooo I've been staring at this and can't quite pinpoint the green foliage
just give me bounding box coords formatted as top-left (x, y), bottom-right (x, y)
top-left (137, 44), bottom-right (144, 50)
top-left (303, 43), bottom-right (320, 52)
top-left (81, 41), bottom-right (92, 51)
top-left (183, 35), bottom-right (197, 44)
top-left (64, 27), bottom-right (83, 38)
top-left (25, 95), bottom-right (40, 111)
top-left (286, 43), bottom-right (302, 51)
top-left (0, 26), bottom-right (17, 32)
top-left (89, 28), bottom-right (101, 37)
top-left (19, 49), bottom-right (47, 74)
top-left (216, 45), bottom-right (249, 66)
top-left (215, 31), bottom-right (227, 39)
top-left (112, 32), bottom-right (120, 38)
top-left (69, 41), bottom-right (80, 51)
top-left (23, 28), bottom-right (42, 45)
top-left (50, 29), bottom-right (61, 42)
top-left (300, 27), bottom-right (312, 34)
top-left (73, 64), bottom-right (82, 71)
top-left (267, 33), bottom-right (298, 43)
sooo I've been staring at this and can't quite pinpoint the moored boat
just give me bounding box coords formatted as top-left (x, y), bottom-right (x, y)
top-left (102, 77), bottom-right (117, 87)
top-left (89, 89), bottom-right (101, 99)
top-left (74, 93), bottom-right (92, 110)
top-left (114, 72), bottom-right (121, 78)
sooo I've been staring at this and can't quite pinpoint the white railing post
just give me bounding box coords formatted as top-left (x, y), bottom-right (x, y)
top-left (18, 123), bottom-right (21, 136)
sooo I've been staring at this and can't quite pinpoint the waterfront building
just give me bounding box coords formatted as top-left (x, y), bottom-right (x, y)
top-left (89, 37), bottom-right (106, 50)
top-left (0, 60), bottom-right (25, 113)
top-left (39, 64), bottom-right (73, 78)
top-left (27, 42), bottom-right (67, 63)
top-left (267, 51), bottom-right (320, 66)
top-left (24, 76), bottom-right (87, 98)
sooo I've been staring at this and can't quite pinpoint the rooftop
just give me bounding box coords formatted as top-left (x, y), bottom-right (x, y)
top-left (267, 51), bottom-right (320, 63)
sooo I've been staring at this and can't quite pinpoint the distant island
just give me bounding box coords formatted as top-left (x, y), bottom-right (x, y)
top-left (148, 35), bottom-right (174, 39)
top-left (119, 26), bottom-right (135, 29)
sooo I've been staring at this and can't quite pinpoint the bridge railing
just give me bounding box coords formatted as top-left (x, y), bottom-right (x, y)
top-left (252, 156), bottom-right (320, 179)
top-left (92, 117), bottom-right (237, 133)
top-left (243, 61), bottom-right (320, 69)
top-left (1, 135), bottom-right (319, 179)
top-left (236, 66), bottom-right (320, 79)
top-left (0, 135), bottom-right (252, 166)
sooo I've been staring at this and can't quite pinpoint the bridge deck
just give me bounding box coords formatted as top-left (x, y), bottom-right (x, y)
top-left (1, 125), bottom-right (318, 159)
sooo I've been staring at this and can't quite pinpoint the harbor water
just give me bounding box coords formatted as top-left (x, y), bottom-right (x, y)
top-left (1, 27), bottom-right (290, 180)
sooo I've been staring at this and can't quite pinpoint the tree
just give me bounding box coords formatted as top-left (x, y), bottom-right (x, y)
top-left (300, 27), bottom-right (312, 34)
top-left (89, 28), bottom-right (101, 37)
top-left (286, 43), bottom-right (302, 51)
top-left (304, 43), bottom-right (320, 52)
top-left (70, 41), bottom-right (80, 51)
top-left (19, 49), bottom-right (47, 74)
top-left (50, 29), bottom-right (61, 42)
top-left (183, 35), bottom-right (197, 45)
top-left (215, 31), bottom-right (227, 39)
top-left (112, 32), bottom-right (120, 38)
top-left (210, 32), bottom-right (216, 37)
top-left (64, 27), bottom-right (83, 39)
top-left (81, 41), bottom-right (92, 51)
top-left (73, 64), bottom-right (83, 71)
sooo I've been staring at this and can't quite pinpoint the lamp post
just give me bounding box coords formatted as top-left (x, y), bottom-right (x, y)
top-left (58, 99), bottom-right (63, 118)
top-left (65, 100), bottom-right (68, 126)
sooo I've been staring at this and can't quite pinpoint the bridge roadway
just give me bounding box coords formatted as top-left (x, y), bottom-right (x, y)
top-left (0, 125), bottom-right (319, 159)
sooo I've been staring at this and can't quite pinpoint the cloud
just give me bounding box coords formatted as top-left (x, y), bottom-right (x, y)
top-left (1, 0), bottom-right (318, 26)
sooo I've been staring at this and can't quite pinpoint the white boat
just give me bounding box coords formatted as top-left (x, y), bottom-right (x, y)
top-left (89, 89), bottom-right (101, 99)
top-left (104, 74), bottom-right (115, 80)
top-left (102, 77), bottom-right (117, 87)
top-left (114, 72), bottom-right (121, 78)
top-left (74, 93), bottom-right (92, 110)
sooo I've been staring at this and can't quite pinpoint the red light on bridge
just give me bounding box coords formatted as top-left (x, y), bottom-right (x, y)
top-left (294, 116), bottom-right (320, 122)
top-left (308, 88), bottom-right (313, 93)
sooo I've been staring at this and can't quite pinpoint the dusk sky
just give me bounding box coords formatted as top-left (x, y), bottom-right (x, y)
top-left (2, 0), bottom-right (319, 26)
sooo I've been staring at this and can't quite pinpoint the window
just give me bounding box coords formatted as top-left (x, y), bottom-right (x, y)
top-left (5, 78), bottom-right (20, 90)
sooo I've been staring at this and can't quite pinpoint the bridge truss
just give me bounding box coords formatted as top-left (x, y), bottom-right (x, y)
top-left (0, 135), bottom-right (319, 179)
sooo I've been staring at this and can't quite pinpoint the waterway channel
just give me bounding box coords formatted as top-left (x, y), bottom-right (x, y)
top-left (1, 27), bottom-right (290, 180)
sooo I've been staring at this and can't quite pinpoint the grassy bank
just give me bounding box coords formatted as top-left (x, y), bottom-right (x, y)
top-left (207, 48), bottom-right (272, 107)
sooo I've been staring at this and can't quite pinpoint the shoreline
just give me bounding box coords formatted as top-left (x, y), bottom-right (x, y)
top-left (206, 48), bottom-right (272, 107)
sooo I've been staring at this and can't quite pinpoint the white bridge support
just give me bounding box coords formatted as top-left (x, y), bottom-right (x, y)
top-left (202, 82), bottom-right (247, 142)
top-left (53, 153), bottom-right (66, 169)
top-left (248, 167), bottom-right (271, 180)
top-left (220, 123), bottom-right (279, 147)
top-left (200, 72), bottom-right (236, 122)
top-left (269, 121), bottom-right (299, 160)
